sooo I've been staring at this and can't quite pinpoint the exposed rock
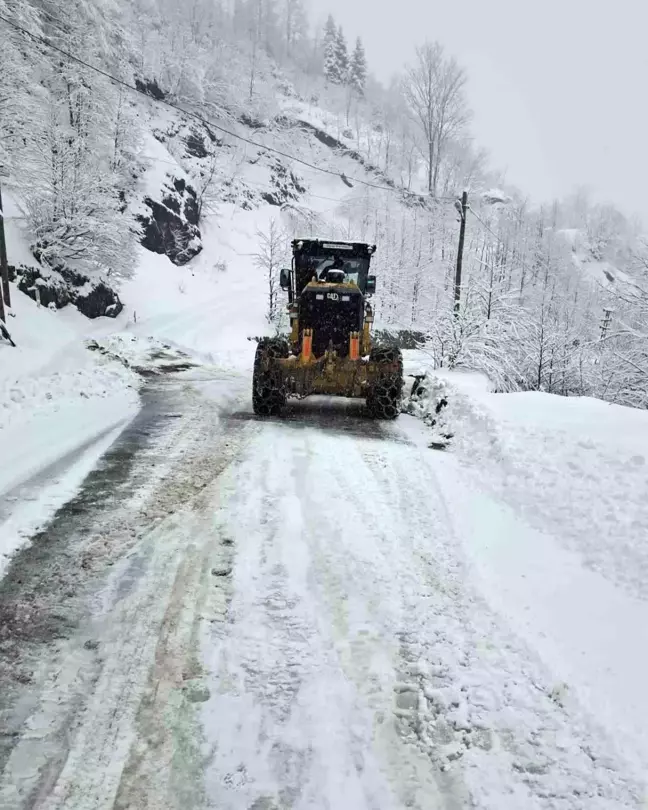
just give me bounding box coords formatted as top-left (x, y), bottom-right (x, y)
top-left (273, 114), bottom-right (293, 129)
top-left (221, 181), bottom-right (259, 210)
top-left (297, 119), bottom-right (340, 150)
top-left (162, 194), bottom-right (181, 215)
top-left (58, 265), bottom-right (88, 287)
top-left (15, 266), bottom-right (71, 309)
top-left (260, 160), bottom-right (306, 207)
top-left (177, 179), bottom-right (200, 226)
top-left (76, 280), bottom-right (122, 319)
top-left (185, 131), bottom-right (209, 159)
top-left (137, 176), bottom-right (202, 265)
top-left (134, 77), bottom-right (166, 101)
top-left (239, 112), bottom-right (266, 129)
top-left (204, 125), bottom-right (219, 143)
top-left (9, 263), bottom-right (123, 319)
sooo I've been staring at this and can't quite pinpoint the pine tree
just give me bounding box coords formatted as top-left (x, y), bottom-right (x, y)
top-left (349, 37), bottom-right (367, 96)
top-left (323, 15), bottom-right (337, 83)
top-left (334, 26), bottom-right (349, 84)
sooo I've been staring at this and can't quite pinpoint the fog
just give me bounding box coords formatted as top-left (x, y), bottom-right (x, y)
top-left (311, 0), bottom-right (648, 224)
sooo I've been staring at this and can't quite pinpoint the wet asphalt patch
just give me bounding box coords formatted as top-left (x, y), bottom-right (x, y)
top-left (0, 378), bottom-right (245, 773)
top-left (227, 397), bottom-right (412, 444)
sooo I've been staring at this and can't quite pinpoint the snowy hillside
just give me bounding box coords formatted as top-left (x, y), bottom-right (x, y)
top-left (2, 0), bottom-right (648, 405)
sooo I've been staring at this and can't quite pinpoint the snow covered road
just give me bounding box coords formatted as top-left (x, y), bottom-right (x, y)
top-left (198, 401), bottom-right (645, 810)
top-left (1, 375), bottom-right (646, 810)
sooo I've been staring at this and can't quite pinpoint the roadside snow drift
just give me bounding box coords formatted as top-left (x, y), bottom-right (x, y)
top-left (0, 284), bottom-right (140, 577)
top-left (403, 367), bottom-right (648, 775)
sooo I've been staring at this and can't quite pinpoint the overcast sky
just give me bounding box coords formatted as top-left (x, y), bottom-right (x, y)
top-left (310, 0), bottom-right (648, 224)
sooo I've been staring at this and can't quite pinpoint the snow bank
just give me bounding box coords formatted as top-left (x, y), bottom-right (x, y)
top-left (403, 369), bottom-right (648, 770)
top-left (401, 361), bottom-right (494, 446)
top-left (0, 284), bottom-right (140, 577)
top-left (458, 389), bottom-right (648, 600)
top-left (405, 369), bottom-right (648, 600)
top-left (446, 482), bottom-right (648, 773)
top-left (88, 333), bottom-right (196, 375)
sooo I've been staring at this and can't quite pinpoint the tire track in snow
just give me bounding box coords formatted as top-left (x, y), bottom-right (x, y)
top-left (0, 374), bottom-right (255, 810)
top-left (199, 409), bottom-right (644, 809)
top-left (296, 434), bottom-right (470, 810)
top-left (200, 424), bottom-right (446, 810)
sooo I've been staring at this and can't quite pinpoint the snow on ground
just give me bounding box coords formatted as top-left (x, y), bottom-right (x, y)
top-left (428, 376), bottom-right (648, 601)
top-left (200, 406), bottom-right (646, 809)
top-left (0, 285), bottom-right (140, 576)
top-left (401, 364), bottom-right (648, 778)
top-left (117, 206), bottom-right (277, 372)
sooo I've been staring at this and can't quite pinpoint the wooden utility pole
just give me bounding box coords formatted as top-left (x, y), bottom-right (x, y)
top-left (0, 180), bottom-right (10, 310)
top-left (453, 190), bottom-right (468, 317)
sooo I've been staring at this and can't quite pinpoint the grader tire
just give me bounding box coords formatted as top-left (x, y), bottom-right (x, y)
top-left (252, 338), bottom-right (289, 416)
top-left (366, 346), bottom-right (404, 420)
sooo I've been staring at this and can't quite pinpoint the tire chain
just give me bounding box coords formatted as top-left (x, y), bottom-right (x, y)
top-left (367, 346), bottom-right (404, 420)
top-left (252, 338), bottom-right (289, 416)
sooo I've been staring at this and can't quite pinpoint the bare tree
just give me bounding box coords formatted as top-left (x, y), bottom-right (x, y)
top-left (194, 153), bottom-right (222, 222)
top-left (255, 218), bottom-right (289, 328)
top-left (248, 0), bottom-right (263, 101)
top-left (403, 41), bottom-right (470, 196)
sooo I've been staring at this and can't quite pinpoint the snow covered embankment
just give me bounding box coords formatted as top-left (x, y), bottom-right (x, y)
top-left (402, 364), bottom-right (648, 777)
top-left (408, 368), bottom-right (648, 600)
top-left (0, 288), bottom-right (140, 577)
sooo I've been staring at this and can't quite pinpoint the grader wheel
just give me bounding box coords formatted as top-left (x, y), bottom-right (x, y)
top-left (366, 346), bottom-right (404, 420)
top-left (252, 338), bottom-right (289, 416)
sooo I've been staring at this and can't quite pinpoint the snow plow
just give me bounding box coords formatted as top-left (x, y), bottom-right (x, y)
top-left (252, 238), bottom-right (403, 418)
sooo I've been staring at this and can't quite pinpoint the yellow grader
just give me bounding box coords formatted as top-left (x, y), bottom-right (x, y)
top-left (252, 239), bottom-right (403, 418)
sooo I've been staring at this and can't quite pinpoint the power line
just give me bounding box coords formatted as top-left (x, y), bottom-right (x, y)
top-left (0, 11), bottom-right (457, 204)
top-left (467, 206), bottom-right (500, 241)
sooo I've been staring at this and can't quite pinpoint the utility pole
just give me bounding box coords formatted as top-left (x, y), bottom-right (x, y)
top-left (453, 190), bottom-right (468, 317)
top-left (0, 178), bottom-right (10, 310)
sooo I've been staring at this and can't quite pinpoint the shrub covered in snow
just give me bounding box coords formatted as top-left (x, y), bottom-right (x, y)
top-left (402, 372), bottom-right (455, 447)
